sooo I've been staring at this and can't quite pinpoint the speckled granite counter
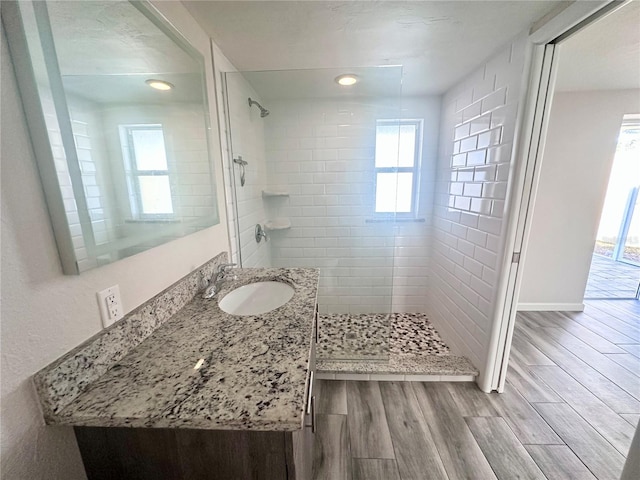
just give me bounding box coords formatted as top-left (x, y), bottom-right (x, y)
top-left (34, 263), bottom-right (319, 432)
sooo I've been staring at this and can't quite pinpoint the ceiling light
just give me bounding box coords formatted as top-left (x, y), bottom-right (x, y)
top-left (335, 74), bottom-right (358, 86)
top-left (145, 79), bottom-right (174, 91)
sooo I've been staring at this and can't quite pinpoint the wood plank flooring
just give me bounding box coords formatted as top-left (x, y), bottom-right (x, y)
top-left (313, 300), bottom-right (639, 479)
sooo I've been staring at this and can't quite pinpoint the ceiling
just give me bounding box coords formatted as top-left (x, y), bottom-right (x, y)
top-left (238, 66), bottom-right (403, 100)
top-left (48, 1), bottom-right (198, 76)
top-left (43, 1), bottom-right (203, 103)
top-left (62, 73), bottom-right (204, 104)
top-left (555, 0), bottom-right (640, 92)
top-left (183, 0), bottom-right (567, 96)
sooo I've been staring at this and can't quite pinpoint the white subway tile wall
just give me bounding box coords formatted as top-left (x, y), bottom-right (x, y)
top-left (41, 92), bottom-right (87, 266)
top-left (426, 36), bottom-right (528, 375)
top-left (262, 97), bottom-right (440, 314)
top-left (70, 100), bottom-right (117, 267)
top-left (42, 92), bottom-right (118, 271)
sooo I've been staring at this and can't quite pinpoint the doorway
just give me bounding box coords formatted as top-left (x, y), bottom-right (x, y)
top-left (490, 0), bottom-right (640, 392)
top-left (585, 118), bottom-right (640, 299)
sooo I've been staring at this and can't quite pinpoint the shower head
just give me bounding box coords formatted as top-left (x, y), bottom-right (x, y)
top-left (248, 98), bottom-right (270, 118)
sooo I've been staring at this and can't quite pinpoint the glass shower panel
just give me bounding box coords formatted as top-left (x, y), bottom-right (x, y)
top-left (223, 67), bottom-right (404, 362)
top-left (222, 72), bottom-right (273, 268)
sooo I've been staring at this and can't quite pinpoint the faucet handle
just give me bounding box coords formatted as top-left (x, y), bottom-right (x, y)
top-left (198, 270), bottom-right (209, 290)
top-left (216, 263), bottom-right (237, 275)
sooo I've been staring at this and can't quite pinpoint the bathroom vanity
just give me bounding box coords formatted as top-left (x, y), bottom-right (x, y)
top-left (33, 257), bottom-right (319, 480)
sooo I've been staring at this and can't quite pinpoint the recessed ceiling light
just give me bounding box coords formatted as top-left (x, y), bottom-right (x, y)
top-left (335, 74), bottom-right (358, 86)
top-left (145, 79), bottom-right (174, 91)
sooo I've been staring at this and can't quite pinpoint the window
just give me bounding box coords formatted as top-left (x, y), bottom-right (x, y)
top-left (374, 120), bottom-right (422, 215)
top-left (121, 125), bottom-right (174, 219)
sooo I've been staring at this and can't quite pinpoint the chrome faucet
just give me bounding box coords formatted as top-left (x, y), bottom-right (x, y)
top-left (203, 263), bottom-right (237, 299)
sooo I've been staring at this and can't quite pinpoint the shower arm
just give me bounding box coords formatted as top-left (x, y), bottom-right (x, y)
top-left (248, 97), bottom-right (270, 118)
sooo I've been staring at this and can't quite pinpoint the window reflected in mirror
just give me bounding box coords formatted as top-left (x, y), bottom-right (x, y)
top-left (120, 125), bottom-right (174, 219)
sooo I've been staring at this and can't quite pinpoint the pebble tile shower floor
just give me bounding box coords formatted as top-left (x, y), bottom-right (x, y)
top-left (316, 313), bottom-right (478, 379)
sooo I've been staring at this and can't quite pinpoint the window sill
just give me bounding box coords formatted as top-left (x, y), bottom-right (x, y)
top-left (124, 219), bottom-right (181, 224)
top-left (365, 217), bottom-right (426, 224)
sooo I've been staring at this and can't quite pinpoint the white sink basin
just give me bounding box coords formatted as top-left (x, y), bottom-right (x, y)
top-left (219, 281), bottom-right (294, 316)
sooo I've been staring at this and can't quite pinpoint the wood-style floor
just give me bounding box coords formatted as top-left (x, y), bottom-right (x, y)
top-left (313, 299), bottom-right (640, 480)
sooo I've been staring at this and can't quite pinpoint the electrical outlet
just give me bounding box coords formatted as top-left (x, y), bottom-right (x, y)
top-left (97, 285), bottom-right (124, 328)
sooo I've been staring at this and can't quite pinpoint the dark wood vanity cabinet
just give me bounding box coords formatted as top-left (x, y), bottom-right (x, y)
top-left (75, 426), bottom-right (310, 480)
top-left (74, 323), bottom-right (317, 480)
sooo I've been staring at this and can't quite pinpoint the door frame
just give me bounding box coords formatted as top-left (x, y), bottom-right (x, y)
top-left (487, 43), bottom-right (558, 393)
top-left (485, 0), bottom-right (630, 392)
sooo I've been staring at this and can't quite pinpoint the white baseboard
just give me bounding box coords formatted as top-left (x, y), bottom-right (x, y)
top-left (517, 302), bottom-right (585, 312)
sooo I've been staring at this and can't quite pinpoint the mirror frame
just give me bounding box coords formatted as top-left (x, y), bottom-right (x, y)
top-left (2, 0), bottom-right (225, 274)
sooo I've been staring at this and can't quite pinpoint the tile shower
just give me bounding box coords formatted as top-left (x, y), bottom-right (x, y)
top-left (222, 68), bottom-right (477, 377)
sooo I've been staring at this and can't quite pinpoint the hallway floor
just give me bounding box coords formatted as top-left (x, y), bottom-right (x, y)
top-left (585, 254), bottom-right (640, 299)
top-left (313, 299), bottom-right (639, 479)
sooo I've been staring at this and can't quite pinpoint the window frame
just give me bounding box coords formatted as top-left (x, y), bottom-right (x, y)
top-left (373, 119), bottom-right (423, 217)
top-left (123, 124), bottom-right (175, 220)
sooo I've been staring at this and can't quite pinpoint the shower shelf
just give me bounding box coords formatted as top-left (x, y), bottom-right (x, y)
top-left (262, 190), bottom-right (290, 198)
top-left (264, 219), bottom-right (291, 231)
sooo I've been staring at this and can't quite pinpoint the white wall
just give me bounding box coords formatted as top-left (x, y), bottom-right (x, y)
top-left (0, 1), bottom-right (230, 477)
top-left (263, 96), bottom-right (439, 314)
top-left (519, 89), bottom-right (640, 309)
top-left (426, 34), bottom-right (530, 386)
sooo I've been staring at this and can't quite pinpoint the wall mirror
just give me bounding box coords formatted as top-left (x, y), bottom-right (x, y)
top-left (4, 0), bottom-right (220, 274)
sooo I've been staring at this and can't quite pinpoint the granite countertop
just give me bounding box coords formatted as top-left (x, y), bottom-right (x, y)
top-left (48, 267), bottom-right (319, 432)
